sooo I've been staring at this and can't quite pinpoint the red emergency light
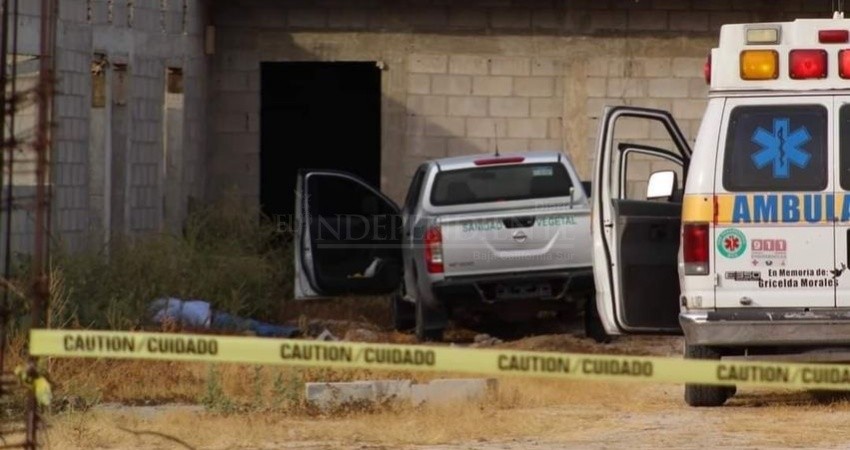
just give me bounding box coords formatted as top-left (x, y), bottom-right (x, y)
top-left (819, 29), bottom-right (849, 43)
top-left (840, 50), bottom-right (850, 78)
top-left (789, 49), bottom-right (827, 79)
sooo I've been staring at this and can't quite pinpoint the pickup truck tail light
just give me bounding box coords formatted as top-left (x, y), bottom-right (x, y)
top-left (683, 223), bottom-right (709, 276)
top-left (424, 226), bottom-right (444, 274)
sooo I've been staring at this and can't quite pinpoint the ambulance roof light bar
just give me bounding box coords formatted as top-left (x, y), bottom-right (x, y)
top-left (714, 17), bottom-right (850, 91)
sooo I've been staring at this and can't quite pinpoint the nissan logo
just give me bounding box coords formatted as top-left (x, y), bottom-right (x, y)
top-left (512, 230), bottom-right (527, 242)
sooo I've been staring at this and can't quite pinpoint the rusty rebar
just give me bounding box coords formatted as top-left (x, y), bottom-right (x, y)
top-left (25, 0), bottom-right (54, 447)
top-left (0, 0), bottom-right (10, 404)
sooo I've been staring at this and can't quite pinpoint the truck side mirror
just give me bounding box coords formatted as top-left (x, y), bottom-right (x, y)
top-left (646, 170), bottom-right (677, 200)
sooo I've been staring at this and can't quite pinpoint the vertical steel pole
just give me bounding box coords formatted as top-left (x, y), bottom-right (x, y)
top-left (26, 0), bottom-right (53, 447)
top-left (0, 0), bottom-right (10, 403)
top-left (4, 0), bottom-right (17, 301)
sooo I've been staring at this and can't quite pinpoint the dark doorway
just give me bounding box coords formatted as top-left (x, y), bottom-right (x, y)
top-left (260, 62), bottom-right (381, 224)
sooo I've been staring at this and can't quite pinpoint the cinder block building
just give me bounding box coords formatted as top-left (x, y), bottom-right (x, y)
top-left (2, 0), bottom-right (837, 253)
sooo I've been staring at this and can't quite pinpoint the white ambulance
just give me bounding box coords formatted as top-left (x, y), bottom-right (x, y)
top-left (592, 14), bottom-right (850, 406)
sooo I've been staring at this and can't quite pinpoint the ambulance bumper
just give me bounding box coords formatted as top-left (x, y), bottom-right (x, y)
top-left (681, 309), bottom-right (850, 346)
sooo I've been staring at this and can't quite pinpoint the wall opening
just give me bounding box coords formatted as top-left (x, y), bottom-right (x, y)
top-left (260, 62), bottom-right (381, 225)
top-left (163, 67), bottom-right (184, 233)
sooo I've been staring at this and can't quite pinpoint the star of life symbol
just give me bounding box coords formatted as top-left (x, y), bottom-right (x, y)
top-left (751, 118), bottom-right (812, 179)
top-left (724, 234), bottom-right (740, 252)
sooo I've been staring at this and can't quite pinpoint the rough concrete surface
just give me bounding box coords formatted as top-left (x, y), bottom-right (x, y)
top-left (306, 378), bottom-right (496, 409)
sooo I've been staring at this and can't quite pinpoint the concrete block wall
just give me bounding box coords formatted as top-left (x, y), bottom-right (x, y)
top-left (209, 0), bottom-right (835, 204)
top-left (2, 0), bottom-right (839, 257)
top-left (45, 0), bottom-right (209, 251)
top-left (0, 0), bottom-right (208, 258)
top-left (405, 53), bottom-right (563, 174)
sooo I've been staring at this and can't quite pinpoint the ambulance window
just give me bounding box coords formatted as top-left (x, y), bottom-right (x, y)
top-left (839, 105), bottom-right (850, 190)
top-left (620, 149), bottom-right (684, 201)
top-left (723, 105), bottom-right (827, 192)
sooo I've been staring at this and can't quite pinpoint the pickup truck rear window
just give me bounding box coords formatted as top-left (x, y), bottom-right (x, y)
top-left (430, 163), bottom-right (573, 206)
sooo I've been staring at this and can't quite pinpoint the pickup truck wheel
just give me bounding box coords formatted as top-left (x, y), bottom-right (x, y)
top-left (391, 293), bottom-right (415, 332)
top-left (415, 298), bottom-right (444, 342)
top-left (583, 296), bottom-right (611, 344)
top-left (684, 344), bottom-right (731, 407)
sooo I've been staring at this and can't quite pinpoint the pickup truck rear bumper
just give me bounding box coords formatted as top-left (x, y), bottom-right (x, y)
top-left (431, 268), bottom-right (593, 305)
top-left (681, 309), bottom-right (850, 347)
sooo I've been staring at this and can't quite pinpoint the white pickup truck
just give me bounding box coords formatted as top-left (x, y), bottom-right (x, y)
top-left (295, 150), bottom-right (606, 342)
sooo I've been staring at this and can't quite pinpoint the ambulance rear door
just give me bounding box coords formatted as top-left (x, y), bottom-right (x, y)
top-left (714, 96), bottom-right (835, 309)
top-left (833, 96), bottom-right (850, 307)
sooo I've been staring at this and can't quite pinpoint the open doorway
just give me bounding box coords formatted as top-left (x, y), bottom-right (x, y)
top-left (260, 62), bottom-right (382, 226)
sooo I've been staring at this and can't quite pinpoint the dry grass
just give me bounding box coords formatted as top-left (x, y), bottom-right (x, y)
top-left (44, 381), bottom-right (850, 450)
top-left (14, 331), bottom-right (850, 449)
top-left (45, 378), bottom-right (668, 449)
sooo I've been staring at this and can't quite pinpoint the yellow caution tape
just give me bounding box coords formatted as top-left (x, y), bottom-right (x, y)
top-left (27, 328), bottom-right (850, 391)
top-left (14, 363), bottom-right (53, 407)
top-left (33, 376), bottom-right (52, 407)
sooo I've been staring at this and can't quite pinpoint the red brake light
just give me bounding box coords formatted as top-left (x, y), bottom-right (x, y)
top-left (683, 223), bottom-right (709, 276)
top-left (473, 156), bottom-right (525, 166)
top-left (703, 54), bottom-right (711, 85)
top-left (424, 226), bottom-right (443, 274)
top-left (819, 29), bottom-right (849, 43)
top-left (789, 49), bottom-right (827, 79)
top-left (840, 50), bottom-right (850, 79)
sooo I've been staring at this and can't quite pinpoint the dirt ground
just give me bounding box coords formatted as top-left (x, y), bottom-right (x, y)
top-left (7, 298), bottom-right (848, 449)
top-left (32, 330), bottom-right (850, 450)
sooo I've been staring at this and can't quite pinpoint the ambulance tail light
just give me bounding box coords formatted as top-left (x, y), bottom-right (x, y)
top-left (424, 226), bottom-right (444, 274)
top-left (819, 29), bottom-right (849, 44)
top-left (740, 50), bottom-right (778, 80)
top-left (703, 54), bottom-right (711, 85)
top-left (840, 49), bottom-right (850, 79)
top-left (683, 223), bottom-right (709, 276)
top-left (789, 49), bottom-right (827, 79)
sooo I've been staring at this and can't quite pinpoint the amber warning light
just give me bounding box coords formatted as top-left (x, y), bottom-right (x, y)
top-left (740, 50), bottom-right (779, 80)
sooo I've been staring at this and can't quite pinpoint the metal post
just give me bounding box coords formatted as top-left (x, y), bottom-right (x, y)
top-left (25, 0), bottom-right (54, 447)
top-left (0, 0), bottom-right (10, 403)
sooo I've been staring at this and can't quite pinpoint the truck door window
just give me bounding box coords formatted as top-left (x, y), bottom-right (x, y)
top-left (723, 105), bottom-right (827, 192)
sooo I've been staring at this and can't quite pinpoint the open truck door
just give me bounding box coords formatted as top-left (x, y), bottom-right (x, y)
top-left (592, 106), bottom-right (691, 334)
top-left (294, 170), bottom-right (403, 299)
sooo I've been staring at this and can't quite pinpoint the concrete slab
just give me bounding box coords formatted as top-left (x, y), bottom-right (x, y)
top-left (372, 379), bottom-right (413, 403)
top-left (305, 381), bottom-right (375, 410)
top-left (306, 378), bottom-right (498, 410)
top-left (412, 378), bottom-right (498, 406)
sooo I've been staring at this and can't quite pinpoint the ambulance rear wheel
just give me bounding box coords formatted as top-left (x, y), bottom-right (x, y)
top-left (684, 344), bottom-right (731, 407)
